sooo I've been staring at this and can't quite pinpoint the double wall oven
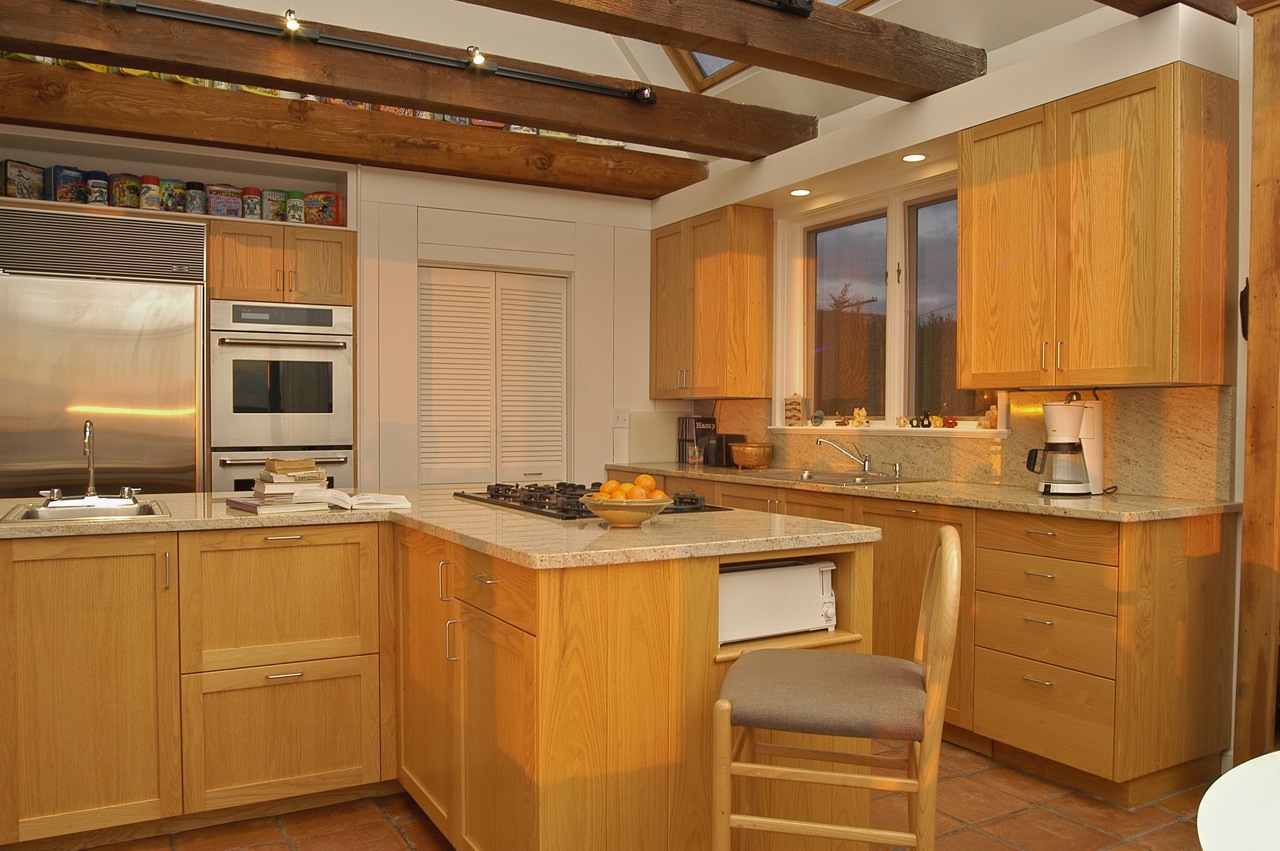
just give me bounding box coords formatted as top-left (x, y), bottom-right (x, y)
top-left (208, 300), bottom-right (354, 491)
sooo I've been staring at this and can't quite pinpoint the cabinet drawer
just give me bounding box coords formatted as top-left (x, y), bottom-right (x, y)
top-left (454, 548), bottom-right (537, 635)
top-left (976, 511), bottom-right (1118, 565)
top-left (974, 647), bottom-right (1115, 778)
top-left (975, 592), bottom-right (1117, 678)
top-left (976, 548), bottom-right (1117, 615)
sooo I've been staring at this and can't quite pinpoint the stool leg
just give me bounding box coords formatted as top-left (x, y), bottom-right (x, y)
top-left (712, 699), bottom-right (733, 851)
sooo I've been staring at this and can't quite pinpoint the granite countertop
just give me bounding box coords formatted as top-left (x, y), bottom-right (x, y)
top-left (0, 487), bottom-right (881, 569)
top-left (607, 463), bottom-right (1241, 523)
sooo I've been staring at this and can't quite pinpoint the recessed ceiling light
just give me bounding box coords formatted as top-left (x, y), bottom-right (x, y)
top-left (789, 188), bottom-right (811, 197)
top-left (902, 153), bottom-right (927, 163)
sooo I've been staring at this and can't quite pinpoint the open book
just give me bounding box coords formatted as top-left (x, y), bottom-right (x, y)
top-left (290, 489), bottom-right (411, 510)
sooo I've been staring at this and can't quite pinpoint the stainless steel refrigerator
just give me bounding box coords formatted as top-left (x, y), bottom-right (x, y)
top-left (0, 208), bottom-right (205, 499)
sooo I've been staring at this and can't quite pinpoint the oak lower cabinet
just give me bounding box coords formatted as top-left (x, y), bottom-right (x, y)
top-left (178, 524), bottom-right (380, 812)
top-left (855, 499), bottom-right (976, 730)
top-left (717, 481), bottom-right (854, 522)
top-left (396, 528), bottom-right (461, 837)
top-left (207, 220), bottom-right (356, 306)
top-left (0, 533), bottom-right (181, 844)
top-left (657, 473), bottom-right (716, 501)
top-left (650, 204), bottom-right (773, 399)
top-left (971, 510), bottom-right (1234, 804)
top-left (958, 62), bottom-right (1235, 388)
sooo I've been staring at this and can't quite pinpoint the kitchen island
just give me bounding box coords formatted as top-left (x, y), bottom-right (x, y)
top-left (0, 489), bottom-right (880, 851)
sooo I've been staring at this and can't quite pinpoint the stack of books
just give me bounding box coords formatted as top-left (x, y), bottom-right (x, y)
top-left (225, 458), bottom-right (332, 515)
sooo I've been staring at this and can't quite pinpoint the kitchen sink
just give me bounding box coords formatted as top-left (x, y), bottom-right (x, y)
top-left (736, 469), bottom-right (935, 486)
top-left (2, 497), bottom-right (171, 522)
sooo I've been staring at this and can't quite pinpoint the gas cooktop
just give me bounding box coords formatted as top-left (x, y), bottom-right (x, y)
top-left (453, 482), bottom-right (730, 520)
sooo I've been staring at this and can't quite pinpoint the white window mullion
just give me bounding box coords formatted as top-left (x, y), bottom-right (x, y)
top-left (884, 197), bottom-right (909, 423)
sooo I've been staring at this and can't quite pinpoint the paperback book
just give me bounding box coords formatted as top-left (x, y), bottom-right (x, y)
top-left (253, 479), bottom-right (329, 497)
top-left (291, 489), bottom-right (411, 510)
top-left (226, 496), bottom-right (332, 515)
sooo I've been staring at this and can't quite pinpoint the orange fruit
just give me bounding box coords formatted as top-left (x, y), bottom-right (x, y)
top-left (617, 482), bottom-right (635, 495)
top-left (626, 486), bottom-right (649, 500)
top-left (600, 479), bottom-right (621, 494)
top-left (649, 489), bottom-right (668, 500)
top-left (608, 489), bottom-right (629, 500)
top-left (634, 473), bottom-right (657, 491)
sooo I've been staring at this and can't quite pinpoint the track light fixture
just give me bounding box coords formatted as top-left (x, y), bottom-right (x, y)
top-left (284, 9), bottom-right (301, 31)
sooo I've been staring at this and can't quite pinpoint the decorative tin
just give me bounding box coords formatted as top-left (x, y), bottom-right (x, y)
top-left (85, 171), bottom-right (109, 205)
top-left (303, 191), bottom-right (345, 227)
top-left (184, 181), bottom-right (206, 214)
top-left (139, 175), bottom-right (161, 210)
top-left (109, 173), bottom-right (140, 208)
top-left (2, 160), bottom-right (44, 199)
top-left (50, 166), bottom-right (87, 203)
top-left (262, 188), bottom-right (288, 222)
top-left (159, 178), bottom-right (186, 213)
top-left (285, 190), bottom-right (305, 224)
top-left (241, 186), bottom-right (262, 219)
top-left (207, 184), bottom-right (243, 217)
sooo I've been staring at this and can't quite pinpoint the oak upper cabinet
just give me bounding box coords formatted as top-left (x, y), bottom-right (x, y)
top-left (854, 499), bottom-right (976, 730)
top-left (0, 533), bottom-right (181, 844)
top-left (650, 205), bottom-right (773, 399)
top-left (208, 220), bottom-right (356, 306)
top-left (958, 63), bottom-right (1235, 388)
top-left (396, 527), bottom-right (461, 837)
top-left (178, 524), bottom-right (380, 812)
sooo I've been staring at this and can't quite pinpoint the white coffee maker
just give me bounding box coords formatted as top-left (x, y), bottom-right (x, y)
top-left (1026, 400), bottom-right (1104, 496)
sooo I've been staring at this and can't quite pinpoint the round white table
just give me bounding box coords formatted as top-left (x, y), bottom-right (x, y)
top-left (1197, 750), bottom-right (1280, 849)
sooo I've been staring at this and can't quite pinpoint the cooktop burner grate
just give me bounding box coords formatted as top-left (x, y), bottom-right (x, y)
top-left (454, 482), bottom-right (730, 520)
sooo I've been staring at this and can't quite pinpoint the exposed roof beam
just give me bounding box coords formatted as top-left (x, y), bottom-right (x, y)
top-left (452, 0), bottom-right (988, 101)
top-left (0, 0), bottom-right (816, 161)
top-left (1096, 0), bottom-right (1238, 22)
top-left (0, 62), bottom-right (707, 199)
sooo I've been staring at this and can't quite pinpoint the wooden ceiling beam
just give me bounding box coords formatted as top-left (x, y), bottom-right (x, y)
top-left (0, 0), bottom-right (816, 161)
top-left (453, 0), bottom-right (987, 101)
top-left (1096, 0), bottom-right (1238, 22)
top-left (0, 62), bottom-right (707, 199)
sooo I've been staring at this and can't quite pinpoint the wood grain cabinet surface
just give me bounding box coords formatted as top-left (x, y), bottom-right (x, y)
top-left (958, 62), bottom-right (1236, 388)
top-left (650, 205), bottom-right (773, 400)
top-left (0, 533), bottom-right (181, 844)
top-left (178, 524), bottom-right (380, 812)
top-left (208, 220), bottom-right (356, 306)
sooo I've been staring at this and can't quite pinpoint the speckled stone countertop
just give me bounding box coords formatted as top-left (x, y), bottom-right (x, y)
top-left (0, 487), bottom-right (881, 569)
top-left (607, 463), bottom-right (1241, 523)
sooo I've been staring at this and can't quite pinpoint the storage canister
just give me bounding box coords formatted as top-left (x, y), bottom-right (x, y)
top-left (109, 173), bottom-right (140, 208)
top-left (184, 181), bottom-right (206, 214)
top-left (206, 183), bottom-right (243, 217)
top-left (139, 175), bottom-right (161, 210)
top-left (159, 178), bottom-right (185, 213)
top-left (262, 188), bottom-right (288, 222)
top-left (50, 166), bottom-right (87, 204)
top-left (241, 186), bottom-right (262, 219)
top-left (85, 171), bottom-right (109, 205)
top-left (285, 190), bottom-right (305, 223)
top-left (303, 191), bottom-right (345, 227)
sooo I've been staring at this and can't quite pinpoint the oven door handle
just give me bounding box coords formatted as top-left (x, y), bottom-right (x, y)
top-left (218, 455), bottom-right (351, 467)
top-left (216, 337), bottom-right (349, 350)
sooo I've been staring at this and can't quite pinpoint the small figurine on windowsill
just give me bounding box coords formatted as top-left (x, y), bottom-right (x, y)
top-left (980, 404), bottom-right (999, 429)
top-left (851, 407), bottom-right (869, 427)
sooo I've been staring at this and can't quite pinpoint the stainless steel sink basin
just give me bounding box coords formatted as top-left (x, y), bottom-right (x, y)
top-left (737, 469), bottom-right (934, 486)
top-left (2, 498), bottom-right (171, 522)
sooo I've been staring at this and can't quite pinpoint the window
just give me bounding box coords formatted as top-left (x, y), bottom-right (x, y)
top-left (806, 187), bottom-right (990, 424)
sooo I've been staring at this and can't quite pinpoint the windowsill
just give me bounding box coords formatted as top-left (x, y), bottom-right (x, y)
top-left (767, 424), bottom-right (1011, 439)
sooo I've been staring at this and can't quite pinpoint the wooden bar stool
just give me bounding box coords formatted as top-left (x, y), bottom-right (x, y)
top-left (712, 525), bottom-right (962, 850)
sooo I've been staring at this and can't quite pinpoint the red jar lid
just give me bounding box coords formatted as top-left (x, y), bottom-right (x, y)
top-left (140, 174), bottom-right (159, 184)
top-left (242, 186), bottom-right (261, 196)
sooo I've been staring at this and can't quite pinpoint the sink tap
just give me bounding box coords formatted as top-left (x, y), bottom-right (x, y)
top-left (83, 419), bottom-right (96, 497)
top-left (816, 437), bottom-right (871, 472)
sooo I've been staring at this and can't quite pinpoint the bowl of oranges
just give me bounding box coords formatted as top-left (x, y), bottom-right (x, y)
top-left (579, 474), bottom-right (673, 528)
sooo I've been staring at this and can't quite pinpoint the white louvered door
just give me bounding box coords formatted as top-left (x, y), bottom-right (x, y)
top-left (418, 267), bottom-right (567, 485)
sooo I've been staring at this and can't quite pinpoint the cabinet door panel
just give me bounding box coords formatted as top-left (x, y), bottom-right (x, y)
top-left (286, 227), bottom-right (355, 306)
top-left (208, 221), bottom-right (284, 301)
top-left (716, 482), bottom-right (778, 513)
top-left (0, 534), bottom-right (180, 843)
top-left (650, 221), bottom-right (691, 398)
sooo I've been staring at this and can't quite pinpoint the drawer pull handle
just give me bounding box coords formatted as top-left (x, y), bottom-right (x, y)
top-left (266, 672), bottom-right (304, 680)
top-left (445, 619), bottom-right (460, 662)
top-left (1024, 570), bottom-right (1057, 579)
top-left (1024, 529), bottom-right (1057, 537)
top-left (438, 559), bottom-right (453, 602)
top-left (895, 508), bottom-right (919, 514)
top-left (472, 573), bottom-right (500, 585)
top-left (265, 535), bottom-right (303, 541)
top-left (1023, 617), bottom-right (1055, 626)
top-left (1022, 675), bottom-right (1054, 687)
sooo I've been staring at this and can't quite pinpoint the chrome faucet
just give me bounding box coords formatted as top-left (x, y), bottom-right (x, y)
top-left (83, 419), bottom-right (96, 497)
top-left (816, 437), bottom-right (871, 472)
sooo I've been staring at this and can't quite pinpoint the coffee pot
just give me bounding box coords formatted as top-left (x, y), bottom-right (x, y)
top-left (1027, 401), bottom-right (1104, 496)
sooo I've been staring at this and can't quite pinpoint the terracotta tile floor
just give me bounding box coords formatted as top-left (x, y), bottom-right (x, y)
top-left (91, 742), bottom-right (1208, 850)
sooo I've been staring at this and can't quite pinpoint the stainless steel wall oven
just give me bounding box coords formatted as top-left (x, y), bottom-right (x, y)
top-left (208, 300), bottom-right (354, 491)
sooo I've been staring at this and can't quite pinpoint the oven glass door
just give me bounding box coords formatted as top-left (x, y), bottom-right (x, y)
top-left (209, 331), bottom-right (353, 449)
